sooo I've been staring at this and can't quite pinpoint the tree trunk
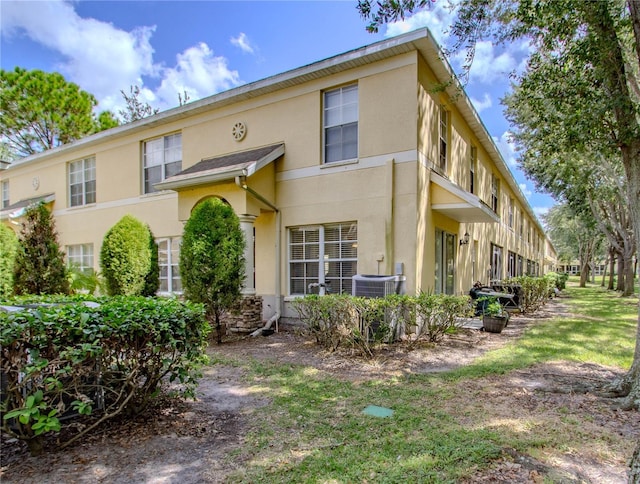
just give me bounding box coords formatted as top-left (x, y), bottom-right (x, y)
top-left (579, 260), bottom-right (589, 287)
top-left (624, 252), bottom-right (636, 296)
top-left (215, 310), bottom-right (222, 345)
top-left (587, 0), bottom-right (640, 413)
top-left (609, 250), bottom-right (616, 290)
top-left (601, 253), bottom-right (608, 287)
top-left (631, 439), bottom-right (640, 484)
top-left (617, 255), bottom-right (625, 291)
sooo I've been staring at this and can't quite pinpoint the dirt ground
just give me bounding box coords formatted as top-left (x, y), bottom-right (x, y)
top-left (1, 296), bottom-right (638, 483)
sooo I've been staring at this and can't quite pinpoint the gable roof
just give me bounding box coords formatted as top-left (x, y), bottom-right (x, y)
top-left (154, 143), bottom-right (284, 191)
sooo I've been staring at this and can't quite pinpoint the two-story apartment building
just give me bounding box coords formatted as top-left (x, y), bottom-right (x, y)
top-left (0, 29), bottom-right (555, 324)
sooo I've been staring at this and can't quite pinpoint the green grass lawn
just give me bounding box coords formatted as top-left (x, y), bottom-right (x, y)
top-left (216, 281), bottom-right (638, 483)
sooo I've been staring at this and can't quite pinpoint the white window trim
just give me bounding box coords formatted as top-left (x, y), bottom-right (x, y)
top-left (439, 106), bottom-right (449, 173)
top-left (288, 222), bottom-right (358, 296)
top-left (1, 180), bottom-right (9, 209)
top-left (68, 157), bottom-right (96, 207)
top-left (66, 243), bottom-right (94, 273)
top-left (157, 236), bottom-right (182, 295)
top-left (143, 132), bottom-right (182, 194)
top-left (322, 84), bottom-right (359, 165)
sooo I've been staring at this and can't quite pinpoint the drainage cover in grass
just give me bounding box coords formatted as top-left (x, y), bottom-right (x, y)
top-left (362, 405), bottom-right (394, 418)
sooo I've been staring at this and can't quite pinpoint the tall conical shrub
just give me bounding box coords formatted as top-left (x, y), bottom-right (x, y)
top-left (13, 203), bottom-right (70, 295)
top-left (180, 198), bottom-right (245, 343)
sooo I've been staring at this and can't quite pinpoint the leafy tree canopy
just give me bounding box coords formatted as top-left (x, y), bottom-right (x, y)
top-left (0, 68), bottom-right (120, 156)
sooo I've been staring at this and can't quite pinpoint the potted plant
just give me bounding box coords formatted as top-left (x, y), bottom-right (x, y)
top-left (481, 297), bottom-right (509, 333)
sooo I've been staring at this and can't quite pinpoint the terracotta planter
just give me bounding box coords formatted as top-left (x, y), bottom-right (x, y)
top-left (482, 315), bottom-right (508, 333)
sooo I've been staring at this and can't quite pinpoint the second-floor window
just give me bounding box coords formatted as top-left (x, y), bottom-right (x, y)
top-left (69, 157), bottom-right (96, 207)
top-left (323, 85), bottom-right (358, 164)
top-left (508, 198), bottom-right (514, 229)
top-left (143, 133), bottom-right (182, 193)
top-left (491, 174), bottom-right (499, 213)
top-left (439, 106), bottom-right (448, 172)
top-left (1, 180), bottom-right (9, 209)
top-left (469, 146), bottom-right (477, 193)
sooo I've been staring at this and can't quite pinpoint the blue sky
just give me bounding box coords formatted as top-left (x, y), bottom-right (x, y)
top-left (0, 0), bottom-right (555, 216)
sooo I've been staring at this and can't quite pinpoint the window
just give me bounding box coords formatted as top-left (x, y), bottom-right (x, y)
top-left (68, 157), bottom-right (96, 207)
top-left (435, 229), bottom-right (456, 294)
top-left (158, 237), bottom-right (182, 293)
top-left (323, 85), bottom-right (358, 164)
top-left (490, 243), bottom-right (503, 282)
top-left (519, 210), bottom-right (524, 238)
top-left (469, 146), bottom-right (477, 193)
top-left (143, 133), bottom-right (182, 193)
top-left (507, 251), bottom-right (517, 278)
top-left (508, 198), bottom-right (514, 229)
top-left (67, 244), bottom-right (93, 273)
top-left (491, 174), bottom-right (499, 213)
top-left (1, 180), bottom-right (8, 209)
top-left (289, 222), bottom-right (357, 295)
top-left (439, 106), bottom-right (448, 172)
top-left (517, 255), bottom-right (524, 276)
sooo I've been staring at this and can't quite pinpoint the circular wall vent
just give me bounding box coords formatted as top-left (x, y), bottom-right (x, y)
top-left (232, 121), bottom-right (247, 141)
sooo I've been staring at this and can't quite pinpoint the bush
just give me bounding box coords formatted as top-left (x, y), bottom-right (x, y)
top-left (408, 292), bottom-right (472, 343)
top-left (0, 224), bottom-right (18, 297)
top-left (100, 215), bottom-right (153, 296)
top-left (508, 276), bottom-right (553, 313)
top-left (13, 203), bottom-right (70, 295)
top-left (293, 293), bottom-right (471, 356)
top-left (180, 198), bottom-right (245, 344)
top-left (544, 271), bottom-right (568, 291)
top-left (141, 225), bottom-right (159, 297)
top-left (0, 296), bottom-right (209, 455)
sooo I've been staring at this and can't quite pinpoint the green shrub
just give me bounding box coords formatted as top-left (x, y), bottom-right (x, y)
top-left (544, 271), bottom-right (568, 291)
top-left (13, 203), bottom-right (70, 295)
top-left (509, 276), bottom-right (553, 313)
top-left (291, 294), bottom-right (353, 351)
top-left (180, 198), bottom-right (245, 343)
top-left (408, 292), bottom-right (472, 343)
top-left (0, 296), bottom-right (209, 455)
top-left (0, 223), bottom-right (18, 297)
top-left (141, 225), bottom-right (159, 297)
top-left (293, 293), bottom-right (471, 356)
top-left (100, 215), bottom-right (152, 296)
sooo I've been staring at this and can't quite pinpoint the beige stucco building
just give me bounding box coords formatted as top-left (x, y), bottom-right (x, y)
top-left (0, 29), bottom-right (556, 323)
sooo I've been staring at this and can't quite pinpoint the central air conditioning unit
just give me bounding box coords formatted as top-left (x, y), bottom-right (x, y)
top-left (352, 274), bottom-right (406, 298)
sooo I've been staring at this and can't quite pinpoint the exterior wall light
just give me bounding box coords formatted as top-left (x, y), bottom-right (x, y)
top-left (459, 232), bottom-right (470, 246)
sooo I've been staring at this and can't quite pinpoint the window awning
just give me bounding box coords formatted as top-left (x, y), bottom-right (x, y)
top-left (430, 172), bottom-right (499, 223)
top-left (0, 193), bottom-right (56, 220)
top-left (154, 143), bottom-right (285, 191)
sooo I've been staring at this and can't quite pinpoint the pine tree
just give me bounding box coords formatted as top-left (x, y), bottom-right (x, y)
top-left (13, 203), bottom-right (70, 295)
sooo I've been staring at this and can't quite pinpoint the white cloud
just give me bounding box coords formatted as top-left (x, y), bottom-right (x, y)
top-left (533, 206), bottom-right (550, 219)
top-left (454, 41), bottom-right (517, 84)
top-left (385, 1), bottom-right (458, 46)
top-left (493, 131), bottom-right (518, 167)
top-left (155, 43), bottom-right (240, 110)
top-left (470, 92), bottom-right (492, 113)
top-left (519, 183), bottom-right (532, 198)
top-left (1, 0), bottom-right (241, 114)
top-left (231, 32), bottom-right (255, 55)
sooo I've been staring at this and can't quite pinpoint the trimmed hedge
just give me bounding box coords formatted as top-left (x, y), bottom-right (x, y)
top-left (100, 215), bottom-right (153, 296)
top-left (0, 224), bottom-right (18, 297)
top-left (0, 296), bottom-right (209, 455)
top-left (293, 293), bottom-right (472, 357)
